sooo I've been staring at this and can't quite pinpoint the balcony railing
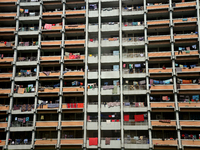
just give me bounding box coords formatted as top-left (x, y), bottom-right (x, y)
top-left (10, 139), bottom-right (31, 145)
top-left (149, 68), bottom-right (172, 73)
top-left (173, 17), bottom-right (197, 23)
top-left (124, 138), bottom-right (148, 144)
top-left (122, 37), bottom-right (144, 42)
top-left (20, 12), bottom-right (39, 17)
top-left (122, 6), bottom-right (144, 11)
top-left (35, 139), bottom-right (57, 145)
top-left (0, 27), bottom-right (16, 32)
top-left (123, 53), bottom-right (145, 58)
top-left (21, 0), bottom-right (40, 2)
top-left (123, 69), bottom-right (146, 74)
top-left (147, 19), bottom-right (170, 25)
top-left (147, 3), bottom-right (169, 10)
top-left (17, 57), bottom-right (37, 61)
top-left (123, 85), bottom-right (146, 91)
top-left (175, 1), bottom-right (196, 7)
top-left (11, 121), bottom-right (33, 127)
top-left (152, 139), bottom-right (177, 146)
top-left (19, 41), bottom-right (38, 46)
top-left (60, 139), bottom-right (84, 145)
top-left (124, 119), bottom-right (148, 126)
top-left (0, 105), bottom-right (9, 111)
top-left (19, 26), bottom-right (38, 31)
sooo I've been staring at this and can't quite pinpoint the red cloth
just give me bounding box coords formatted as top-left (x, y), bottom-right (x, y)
top-left (70, 103), bottom-right (74, 108)
top-left (74, 103), bottom-right (77, 108)
top-left (134, 114), bottom-right (144, 122)
top-left (78, 103), bottom-right (84, 108)
top-left (52, 24), bottom-right (55, 26)
top-left (89, 137), bottom-right (98, 146)
top-left (116, 119), bottom-right (119, 122)
top-left (124, 114), bottom-right (129, 121)
top-left (67, 103), bottom-right (70, 108)
top-left (108, 115), bottom-right (112, 118)
top-left (4, 41), bottom-right (6, 45)
top-left (87, 116), bottom-right (90, 121)
top-left (112, 120), bottom-right (115, 122)
top-left (90, 39), bottom-right (93, 42)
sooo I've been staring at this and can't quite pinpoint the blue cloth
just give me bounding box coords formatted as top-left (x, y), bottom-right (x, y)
top-left (26, 117), bottom-right (29, 122)
top-left (16, 139), bottom-right (21, 144)
top-left (182, 18), bottom-right (187, 21)
top-left (135, 64), bottom-right (141, 68)
top-left (24, 139), bottom-right (28, 144)
top-left (183, 65), bottom-right (187, 67)
top-left (175, 64), bottom-right (178, 67)
top-left (192, 95), bottom-right (199, 101)
top-left (34, 68), bottom-right (37, 72)
top-left (153, 80), bottom-right (159, 84)
top-left (179, 47), bottom-right (182, 50)
top-left (190, 65), bottom-right (196, 68)
top-left (163, 79), bottom-right (170, 84)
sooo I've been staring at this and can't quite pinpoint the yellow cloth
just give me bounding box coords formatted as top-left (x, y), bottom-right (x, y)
top-left (20, 9), bottom-right (24, 13)
top-left (41, 115), bottom-right (44, 120)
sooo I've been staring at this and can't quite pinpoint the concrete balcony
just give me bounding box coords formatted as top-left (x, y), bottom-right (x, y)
top-left (0, 73), bottom-right (12, 79)
top-left (88, 24), bottom-right (98, 32)
top-left (17, 45), bottom-right (38, 51)
top-left (101, 38), bottom-right (119, 47)
top-left (151, 120), bottom-right (176, 127)
top-left (124, 119), bottom-right (148, 130)
top-left (19, 16), bottom-right (40, 21)
top-left (8, 145), bottom-right (32, 150)
top-left (0, 27), bottom-right (15, 32)
top-left (38, 88), bottom-right (59, 93)
top-left (147, 19), bottom-right (170, 25)
top-left (123, 85), bottom-right (147, 95)
top-left (175, 1), bottom-right (196, 8)
top-left (10, 125), bottom-right (33, 132)
top-left (182, 140), bottom-right (200, 147)
top-left (60, 139), bottom-right (83, 145)
top-left (88, 88), bottom-right (98, 95)
top-left (87, 121), bottom-right (98, 130)
top-left (36, 121), bottom-right (58, 127)
top-left (88, 40), bottom-right (98, 47)
top-left (0, 122), bottom-right (8, 128)
top-left (151, 102), bottom-right (175, 109)
top-left (13, 93), bottom-right (35, 97)
top-left (88, 10), bottom-right (98, 17)
top-left (0, 13), bottom-right (16, 17)
top-left (101, 54), bottom-right (119, 63)
top-left (35, 139), bottom-right (57, 145)
top-left (0, 57), bottom-right (13, 63)
top-left (101, 86), bottom-right (120, 95)
top-left (65, 10), bottom-right (86, 15)
top-left (18, 30), bottom-right (39, 36)
top-left (123, 69), bottom-right (146, 78)
top-left (101, 139), bottom-right (121, 149)
top-left (0, 140), bottom-right (5, 147)
top-left (65, 24), bottom-right (85, 30)
top-left (65, 40), bottom-right (85, 45)
top-left (16, 61), bottom-right (37, 66)
top-left (101, 8), bottom-right (119, 17)
top-left (101, 121), bottom-right (120, 130)
top-left (122, 53), bottom-right (145, 62)
top-left (148, 35), bottom-right (170, 41)
top-left (88, 71), bottom-right (98, 79)
top-left (150, 85), bottom-right (174, 91)
top-left (64, 71), bottom-right (84, 77)
top-left (148, 51), bottom-right (171, 59)
top-left (87, 139), bottom-right (98, 148)
top-left (40, 56), bottom-right (61, 62)
top-left (147, 4), bottom-right (169, 10)
top-left (180, 120), bottom-right (200, 127)
top-left (88, 55), bottom-right (98, 63)
top-left (124, 138), bottom-right (149, 149)
top-left (87, 103), bottom-right (98, 112)
top-left (41, 40), bottom-right (61, 46)
top-left (178, 102), bottom-right (200, 108)
top-left (101, 104), bottom-right (120, 112)
top-left (0, 89), bottom-right (11, 94)
top-left (173, 17), bottom-right (197, 24)
top-left (101, 70), bottom-right (119, 79)
top-left (0, 105), bottom-right (9, 111)
top-left (61, 121), bottom-right (84, 127)
top-left (122, 8), bottom-right (144, 16)
top-left (12, 107), bottom-right (34, 114)
top-left (180, 84), bottom-right (200, 91)
top-left (43, 11), bottom-right (62, 16)
top-left (124, 105), bottom-right (148, 112)
top-left (149, 68), bottom-right (172, 74)
top-left (122, 37), bottom-right (145, 46)
top-left (152, 139), bottom-right (178, 147)
top-left (37, 104), bottom-right (58, 111)
top-left (175, 50), bottom-right (199, 57)
top-left (102, 23), bottom-right (119, 31)
top-left (174, 34), bottom-right (198, 40)
top-left (63, 87), bottom-right (84, 93)
top-left (20, 0), bottom-right (40, 6)
top-left (0, 0), bottom-right (17, 2)
top-left (88, 0), bottom-right (98, 2)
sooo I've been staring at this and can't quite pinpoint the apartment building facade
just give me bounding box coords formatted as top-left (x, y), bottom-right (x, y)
top-left (0, 0), bottom-right (200, 150)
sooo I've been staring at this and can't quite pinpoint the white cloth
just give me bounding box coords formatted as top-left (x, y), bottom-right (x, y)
top-left (106, 120), bottom-right (110, 124)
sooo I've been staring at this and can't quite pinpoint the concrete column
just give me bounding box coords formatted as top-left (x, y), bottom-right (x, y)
top-left (98, 0), bottom-right (101, 146)
top-left (83, 0), bottom-right (89, 148)
top-left (196, 0), bottom-right (200, 56)
top-left (119, 0), bottom-right (124, 147)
